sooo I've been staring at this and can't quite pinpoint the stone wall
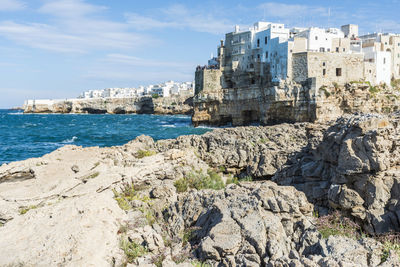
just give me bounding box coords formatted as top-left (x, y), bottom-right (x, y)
top-left (195, 69), bottom-right (222, 95)
top-left (292, 52), bottom-right (364, 88)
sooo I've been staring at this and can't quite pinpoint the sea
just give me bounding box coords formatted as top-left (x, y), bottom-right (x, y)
top-left (0, 109), bottom-right (211, 165)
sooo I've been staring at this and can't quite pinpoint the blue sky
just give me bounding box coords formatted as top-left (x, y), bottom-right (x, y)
top-left (0, 0), bottom-right (399, 108)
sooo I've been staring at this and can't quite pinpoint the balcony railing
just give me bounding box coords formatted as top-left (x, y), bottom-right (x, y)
top-left (232, 50), bottom-right (245, 55)
top-left (232, 40), bottom-right (246, 45)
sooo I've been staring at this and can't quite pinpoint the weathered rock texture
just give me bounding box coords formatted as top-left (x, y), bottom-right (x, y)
top-left (273, 113), bottom-right (400, 234)
top-left (192, 73), bottom-right (400, 126)
top-left (1, 114), bottom-right (400, 266)
top-left (23, 96), bottom-right (193, 115)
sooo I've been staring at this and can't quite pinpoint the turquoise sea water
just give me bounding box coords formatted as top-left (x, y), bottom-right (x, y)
top-left (0, 109), bottom-right (211, 165)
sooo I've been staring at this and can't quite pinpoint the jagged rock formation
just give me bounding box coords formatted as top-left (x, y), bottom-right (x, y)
top-left (23, 96), bottom-right (193, 115)
top-left (1, 114), bottom-right (400, 266)
top-left (273, 113), bottom-right (400, 234)
top-left (192, 79), bottom-right (400, 126)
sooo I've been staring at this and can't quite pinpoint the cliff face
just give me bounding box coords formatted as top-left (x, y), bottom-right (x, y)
top-left (23, 96), bottom-right (193, 115)
top-left (192, 69), bottom-right (400, 126)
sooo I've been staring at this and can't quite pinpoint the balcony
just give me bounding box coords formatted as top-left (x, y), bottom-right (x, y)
top-left (232, 50), bottom-right (245, 55)
top-left (232, 40), bottom-right (246, 45)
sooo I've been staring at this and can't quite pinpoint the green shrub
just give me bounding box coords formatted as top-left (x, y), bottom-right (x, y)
top-left (192, 261), bottom-right (212, 267)
top-left (120, 238), bottom-right (147, 262)
top-left (174, 170), bottom-right (225, 192)
top-left (152, 94), bottom-right (160, 99)
top-left (226, 177), bottom-right (239, 185)
top-left (381, 241), bottom-right (400, 263)
top-left (113, 183), bottom-right (151, 211)
top-left (137, 150), bottom-right (157, 159)
top-left (171, 102), bottom-right (177, 106)
top-left (319, 87), bottom-right (331, 98)
top-left (19, 205), bottom-right (38, 215)
top-left (315, 211), bottom-right (361, 239)
top-left (391, 79), bottom-right (400, 89)
top-left (333, 82), bottom-right (339, 89)
top-left (174, 178), bottom-right (189, 193)
top-left (369, 85), bottom-right (380, 94)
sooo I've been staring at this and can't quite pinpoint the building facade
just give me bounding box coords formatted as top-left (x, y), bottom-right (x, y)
top-left (197, 21), bottom-right (399, 95)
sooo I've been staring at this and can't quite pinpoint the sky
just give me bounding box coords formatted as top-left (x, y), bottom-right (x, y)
top-left (0, 0), bottom-right (399, 108)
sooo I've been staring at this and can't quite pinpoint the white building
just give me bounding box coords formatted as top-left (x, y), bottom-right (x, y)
top-left (78, 81), bottom-right (194, 99)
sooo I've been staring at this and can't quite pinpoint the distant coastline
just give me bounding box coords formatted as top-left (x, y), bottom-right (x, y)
top-left (23, 95), bottom-right (193, 115)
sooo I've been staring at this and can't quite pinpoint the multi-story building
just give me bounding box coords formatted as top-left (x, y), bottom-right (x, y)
top-left (199, 21), bottom-right (399, 93)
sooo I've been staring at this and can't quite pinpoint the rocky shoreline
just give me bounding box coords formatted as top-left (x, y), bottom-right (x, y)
top-left (23, 96), bottom-right (193, 115)
top-left (1, 113), bottom-right (400, 266)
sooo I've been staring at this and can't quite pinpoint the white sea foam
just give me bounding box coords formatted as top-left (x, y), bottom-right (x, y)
top-left (62, 136), bottom-right (78, 143)
top-left (162, 124), bottom-right (176, 128)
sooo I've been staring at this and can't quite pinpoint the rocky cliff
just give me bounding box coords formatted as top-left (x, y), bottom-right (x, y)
top-left (192, 78), bottom-right (400, 126)
top-left (1, 114), bottom-right (400, 266)
top-left (23, 96), bottom-right (193, 115)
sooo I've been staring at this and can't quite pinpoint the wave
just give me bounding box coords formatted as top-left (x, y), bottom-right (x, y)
top-left (62, 136), bottom-right (78, 143)
top-left (162, 125), bottom-right (176, 128)
top-left (7, 112), bottom-right (24, 115)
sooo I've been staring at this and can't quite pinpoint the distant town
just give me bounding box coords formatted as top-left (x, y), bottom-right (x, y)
top-left (78, 80), bottom-right (194, 99)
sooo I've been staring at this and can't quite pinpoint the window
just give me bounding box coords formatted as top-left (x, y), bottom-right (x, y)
top-left (257, 39), bottom-right (260, 47)
top-left (369, 70), bottom-right (372, 73)
top-left (315, 36), bottom-right (318, 40)
top-left (384, 58), bottom-right (386, 64)
top-left (266, 52), bottom-right (268, 58)
top-left (323, 69), bottom-right (326, 76)
top-left (257, 54), bottom-right (260, 59)
top-left (343, 48), bottom-right (346, 52)
top-left (327, 48), bottom-right (330, 52)
top-left (336, 47), bottom-right (339, 52)
top-left (323, 62), bottom-right (326, 66)
top-left (265, 36), bottom-right (268, 44)
top-left (320, 47), bottom-right (325, 52)
top-left (336, 68), bottom-right (342, 76)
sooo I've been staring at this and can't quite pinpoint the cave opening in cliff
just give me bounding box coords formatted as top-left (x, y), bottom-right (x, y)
top-left (241, 110), bottom-right (260, 125)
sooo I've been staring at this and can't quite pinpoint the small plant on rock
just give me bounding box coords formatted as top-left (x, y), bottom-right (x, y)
top-left (19, 205), bottom-right (38, 215)
top-left (136, 150), bottom-right (157, 159)
top-left (315, 210), bottom-right (361, 239)
top-left (120, 238), bottom-right (147, 263)
top-left (375, 233), bottom-right (400, 263)
top-left (174, 170), bottom-right (225, 192)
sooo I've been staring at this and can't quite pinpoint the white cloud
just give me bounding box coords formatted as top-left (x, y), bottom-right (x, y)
top-left (0, 0), bottom-right (155, 53)
top-left (259, 2), bottom-right (328, 18)
top-left (126, 4), bottom-right (233, 34)
top-left (0, 0), bottom-right (25, 11)
top-left (38, 0), bottom-right (106, 17)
